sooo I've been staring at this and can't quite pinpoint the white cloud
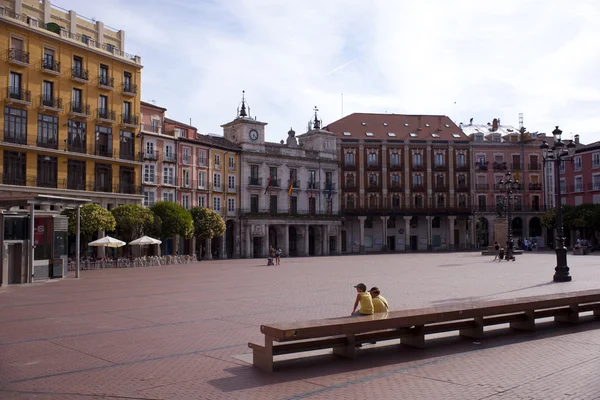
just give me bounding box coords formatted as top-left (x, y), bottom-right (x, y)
top-left (57, 0), bottom-right (600, 142)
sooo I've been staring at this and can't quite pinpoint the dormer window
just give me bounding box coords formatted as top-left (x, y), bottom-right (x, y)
top-left (404, 123), bottom-right (409, 127)
top-left (431, 133), bottom-right (440, 138)
top-left (445, 124), bottom-right (450, 128)
top-left (425, 123), bottom-right (430, 127)
top-left (409, 132), bottom-right (418, 137)
top-left (343, 132), bottom-right (351, 136)
top-left (474, 134), bottom-right (484, 142)
top-left (387, 132), bottom-right (396, 137)
top-left (452, 133), bottom-right (461, 138)
top-left (383, 123), bottom-right (388, 126)
top-left (361, 122), bottom-right (367, 126)
top-left (365, 132), bottom-right (374, 137)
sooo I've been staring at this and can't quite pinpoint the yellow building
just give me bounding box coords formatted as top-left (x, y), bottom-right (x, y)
top-left (0, 0), bottom-right (143, 209)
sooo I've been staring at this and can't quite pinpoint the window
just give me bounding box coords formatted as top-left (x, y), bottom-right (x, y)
top-left (182, 147), bottom-right (191, 165)
top-left (432, 216), bottom-right (441, 228)
top-left (387, 132), bottom-right (396, 137)
top-left (182, 195), bottom-right (190, 210)
top-left (198, 196), bottom-right (205, 208)
top-left (458, 194), bottom-right (467, 207)
top-left (198, 171), bottom-right (206, 189)
top-left (458, 174), bottom-right (466, 187)
top-left (73, 56), bottom-right (83, 77)
top-left (413, 153), bottom-right (422, 166)
top-left (593, 174), bottom-right (600, 190)
top-left (413, 174), bottom-right (423, 186)
top-left (325, 171), bottom-right (333, 185)
top-left (250, 194), bottom-right (259, 213)
top-left (575, 176), bottom-right (583, 192)
top-left (309, 170), bottom-right (316, 188)
top-left (390, 152), bottom-right (400, 167)
top-left (229, 156), bottom-right (235, 171)
top-left (368, 152), bottom-right (377, 166)
top-left (43, 47), bottom-right (55, 69)
top-left (477, 195), bottom-right (487, 209)
top-left (213, 173), bottom-right (221, 189)
top-left (182, 169), bottom-right (190, 187)
top-left (290, 196), bottom-right (298, 214)
top-left (391, 174), bottom-right (400, 187)
top-left (9, 72), bottom-right (22, 102)
top-left (213, 196), bottom-right (221, 212)
top-left (119, 130), bottom-right (134, 160)
top-left (123, 72), bottom-right (132, 92)
top-left (123, 101), bottom-right (131, 121)
top-left (99, 64), bottom-right (109, 85)
top-left (37, 155), bottom-right (57, 188)
top-left (42, 80), bottom-right (54, 104)
top-left (346, 195), bottom-right (355, 209)
top-left (559, 178), bottom-right (567, 193)
top-left (3, 151), bottom-right (26, 185)
top-left (72, 88), bottom-right (83, 112)
top-left (214, 154), bottom-right (221, 168)
top-left (107, 43), bottom-right (115, 53)
top-left (435, 153), bottom-right (444, 166)
top-left (309, 197), bottom-right (316, 215)
top-left (414, 195), bottom-right (423, 207)
top-left (143, 165), bottom-right (155, 183)
top-left (289, 168), bottom-right (297, 185)
top-left (574, 156), bottom-right (582, 171)
top-left (151, 119), bottom-right (159, 133)
top-left (162, 191), bottom-right (175, 202)
top-left (228, 175), bottom-right (235, 189)
top-left (270, 195), bottom-right (278, 214)
top-left (119, 166), bottom-right (135, 194)
top-left (164, 145), bottom-right (174, 161)
top-left (145, 142), bottom-right (154, 156)
top-left (143, 191), bottom-right (155, 207)
top-left (345, 152), bottom-right (355, 166)
top-left (67, 120), bottom-right (86, 152)
top-left (81, 35), bottom-right (89, 44)
top-left (228, 198), bottom-right (235, 212)
top-left (37, 113), bottom-right (58, 148)
top-left (436, 196), bottom-right (445, 208)
top-left (95, 125), bottom-right (112, 157)
top-left (99, 95), bottom-right (108, 117)
top-left (163, 166), bottom-right (175, 185)
top-left (346, 173), bottom-right (355, 187)
top-left (269, 167), bottom-right (278, 181)
top-left (4, 107), bottom-right (27, 144)
top-left (368, 173), bottom-right (378, 187)
top-left (392, 196), bottom-right (400, 207)
top-left (593, 153), bottom-right (600, 168)
top-left (198, 151), bottom-right (206, 166)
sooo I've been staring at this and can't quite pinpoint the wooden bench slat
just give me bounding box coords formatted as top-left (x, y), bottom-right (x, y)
top-left (579, 302), bottom-right (600, 313)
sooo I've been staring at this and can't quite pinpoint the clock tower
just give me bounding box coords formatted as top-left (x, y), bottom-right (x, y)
top-left (222, 91), bottom-right (267, 150)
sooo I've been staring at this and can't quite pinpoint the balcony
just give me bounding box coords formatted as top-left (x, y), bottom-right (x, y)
top-left (493, 161), bottom-right (507, 171)
top-left (180, 180), bottom-right (195, 189)
top-left (344, 162), bottom-right (356, 170)
top-left (142, 150), bottom-right (159, 161)
top-left (37, 176), bottom-right (57, 189)
top-left (8, 48), bottom-right (29, 66)
top-left (94, 143), bottom-right (113, 158)
top-left (389, 162), bottom-right (402, 170)
top-left (119, 149), bottom-right (135, 161)
top-left (71, 67), bottom-right (89, 82)
top-left (117, 183), bottom-right (141, 195)
top-left (41, 59), bottom-right (61, 75)
top-left (307, 180), bottom-right (319, 190)
top-left (455, 163), bottom-right (469, 171)
top-left (67, 138), bottom-right (87, 153)
top-left (475, 161), bottom-right (488, 171)
top-left (341, 205), bottom-right (472, 216)
top-left (435, 184), bottom-right (448, 191)
top-left (511, 163), bottom-right (521, 170)
top-left (93, 182), bottom-right (113, 193)
top-left (36, 137), bottom-right (58, 150)
top-left (227, 184), bottom-right (236, 193)
top-left (39, 95), bottom-right (62, 112)
top-left (366, 182), bottom-right (381, 191)
top-left (142, 124), bottom-right (162, 135)
top-left (412, 184), bottom-right (426, 192)
top-left (69, 102), bottom-right (90, 118)
top-left (366, 162), bottom-right (380, 170)
top-left (588, 182), bottom-right (600, 191)
top-left (288, 179), bottom-right (300, 189)
top-left (476, 184), bottom-right (489, 191)
top-left (121, 114), bottom-right (139, 128)
top-left (122, 83), bottom-right (137, 96)
top-left (343, 182), bottom-right (357, 191)
top-left (6, 87), bottom-right (31, 106)
top-left (238, 208), bottom-right (341, 218)
top-left (163, 153), bottom-right (177, 163)
top-left (529, 182), bottom-right (542, 191)
top-left (66, 179), bottom-right (86, 191)
top-left (4, 131), bottom-right (27, 145)
top-left (248, 177), bottom-right (263, 186)
top-left (197, 182), bottom-right (208, 190)
top-left (323, 182), bottom-right (336, 191)
top-left (528, 163), bottom-right (540, 171)
top-left (433, 163), bottom-right (446, 171)
top-left (456, 184), bottom-right (469, 192)
top-left (211, 183), bottom-right (223, 192)
top-left (229, 164), bottom-right (235, 172)
top-left (1, 174), bottom-right (26, 186)
top-left (412, 163), bottom-right (425, 171)
top-left (98, 76), bottom-right (114, 90)
top-left (97, 108), bottom-right (116, 124)
top-left (389, 182), bottom-right (402, 192)
top-left (269, 178), bottom-right (281, 188)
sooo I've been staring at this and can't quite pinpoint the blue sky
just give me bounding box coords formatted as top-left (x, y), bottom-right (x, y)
top-left (56, 0), bottom-right (600, 144)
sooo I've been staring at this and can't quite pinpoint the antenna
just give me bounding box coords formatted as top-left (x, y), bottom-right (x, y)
top-left (518, 113), bottom-right (523, 129)
top-left (341, 93), bottom-right (344, 118)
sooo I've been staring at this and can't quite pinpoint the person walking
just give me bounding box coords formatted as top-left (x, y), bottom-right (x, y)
top-left (275, 247), bottom-right (281, 265)
top-left (493, 241), bottom-right (500, 261)
top-left (351, 283), bottom-right (374, 316)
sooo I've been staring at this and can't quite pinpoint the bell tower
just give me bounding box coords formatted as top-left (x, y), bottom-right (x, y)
top-left (222, 90), bottom-right (267, 148)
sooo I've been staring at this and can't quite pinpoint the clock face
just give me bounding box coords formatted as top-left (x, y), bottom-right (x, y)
top-left (249, 129), bottom-right (259, 142)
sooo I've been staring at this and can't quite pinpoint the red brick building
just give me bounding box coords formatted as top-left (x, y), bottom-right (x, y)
top-left (560, 138), bottom-right (600, 206)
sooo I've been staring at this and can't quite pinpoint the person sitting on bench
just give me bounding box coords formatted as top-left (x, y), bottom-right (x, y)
top-left (498, 247), bottom-right (505, 260)
top-left (351, 283), bottom-right (373, 316)
top-left (369, 287), bottom-right (389, 313)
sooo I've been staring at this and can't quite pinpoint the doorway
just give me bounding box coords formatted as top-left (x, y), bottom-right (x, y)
top-left (253, 237), bottom-right (263, 258)
top-left (308, 227), bottom-right (315, 256)
top-left (387, 236), bottom-right (396, 251)
top-left (289, 227), bottom-right (297, 256)
top-left (268, 226), bottom-right (278, 250)
top-left (226, 220), bottom-right (235, 258)
top-left (454, 229), bottom-right (460, 250)
top-left (5, 243), bottom-right (25, 284)
top-left (410, 235), bottom-right (418, 251)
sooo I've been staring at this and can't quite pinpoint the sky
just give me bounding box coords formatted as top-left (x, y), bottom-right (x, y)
top-left (55, 0), bottom-right (600, 144)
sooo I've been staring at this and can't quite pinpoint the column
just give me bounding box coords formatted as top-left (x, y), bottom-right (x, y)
top-left (448, 216), bottom-right (456, 250)
top-left (336, 226), bottom-right (342, 255)
top-left (426, 216), bottom-right (433, 250)
top-left (470, 215), bottom-right (477, 248)
top-left (358, 216), bottom-right (366, 254)
top-left (233, 222), bottom-right (240, 259)
top-left (404, 216), bottom-right (411, 252)
top-left (263, 223), bottom-right (270, 258)
top-left (304, 225), bottom-right (310, 256)
top-left (97, 230), bottom-right (105, 258)
top-left (75, 206), bottom-right (81, 278)
top-left (191, 237), bottom-right (197, 259)
top-left (29, 203), bottom-right (35, 283)
top-left (205, 238), bottom-right (212, 260)
top-left (283, 224), bottom-right (290, 257)
top-left (220, 234), bottom-right (226, 259)
top-left (487, 216), bottom-right (494, 247)
top-left (381, 216), bottom-right (389, 251)
top-left (245, 223), bottom-right (251, 259)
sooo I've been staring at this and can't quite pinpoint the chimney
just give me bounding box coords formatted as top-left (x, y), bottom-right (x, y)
top-left (492, 118), bottom-right (498, 131)
top-left (417, 116), bottom-right (422, 130)
top-left (574, 134), bottom-right (580, 144)
top-left (497, 118), bottom-right (501, 126)
top-left (437, 116), bottom-right (442, 131)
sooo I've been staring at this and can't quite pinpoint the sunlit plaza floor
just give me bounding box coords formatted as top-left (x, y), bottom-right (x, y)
top-left (1, 251), bottom-right (599, 399)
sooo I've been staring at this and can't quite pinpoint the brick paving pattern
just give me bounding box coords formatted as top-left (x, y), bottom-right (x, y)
top-left (0, 251), bottom-right (599, 399)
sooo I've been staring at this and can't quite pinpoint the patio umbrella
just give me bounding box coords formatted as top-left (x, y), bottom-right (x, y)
top-left (88, 236), bottom-right (126, 248)
top-left (129, 236), bottom-right (162, 246)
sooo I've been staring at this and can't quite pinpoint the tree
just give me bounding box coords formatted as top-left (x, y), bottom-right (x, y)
top-left (111, 205), bottom-right (155, 254)
top-left (191, 207), bottom-right (226, 259)
top-left (62, 203), bottom-right (116, 235)
top-left (541, 208), bottom-right (557, 230)
top-left (150, 201), bottom-right (193, 239)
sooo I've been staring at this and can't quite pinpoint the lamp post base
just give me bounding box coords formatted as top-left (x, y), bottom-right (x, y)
top-left (553, 247), bottom-right (572, 282)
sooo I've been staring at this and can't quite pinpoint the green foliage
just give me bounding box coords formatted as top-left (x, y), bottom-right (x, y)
top-left (62, 203), bottom-right (116, 235)
top-left (111, 204), bottom-right (155, 243)
top-left (541, 208), bottom-right (557, 229)
top-left (150, 201), bottom-right (193, 239)
top-left (190, 207), bottom-right (226, 241)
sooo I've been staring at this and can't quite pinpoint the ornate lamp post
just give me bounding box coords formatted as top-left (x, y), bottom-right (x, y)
top-left (498, 171), bottom-right (520, 261)
top-left (540, 126), bottom-right (576, 282)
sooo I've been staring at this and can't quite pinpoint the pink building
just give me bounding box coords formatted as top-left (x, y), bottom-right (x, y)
top-left (461, 118), bottom-right (547, 247)
top-left (560, 138), bottom-right (600, 206)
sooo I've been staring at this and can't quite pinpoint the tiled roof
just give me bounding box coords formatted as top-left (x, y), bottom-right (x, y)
top-left (164, 118), bottom-right (197, 130)
top-left (140, 101), bottom-right (167, 111)
top-left (461, 123), bottom-right (520, 137)
top-left (324, 113), bottom-right (468, 141)
top-left (195, 134), bottom-right (241, 151)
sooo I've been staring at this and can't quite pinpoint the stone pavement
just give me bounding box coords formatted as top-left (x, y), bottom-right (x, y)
top-left (0, 252), bottom-right (599, 400)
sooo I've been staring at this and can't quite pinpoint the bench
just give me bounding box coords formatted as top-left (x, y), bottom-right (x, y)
top-left (248, 290), bottom-right (600, 372)
top-left (573, 246), bottom-right (590, 255)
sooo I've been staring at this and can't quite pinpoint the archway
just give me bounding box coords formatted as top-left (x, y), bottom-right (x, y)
top-left (308, 226), bottom-right (316, 256)
top-left (226, 220), bottom-right (235, 258)
top-left (529, 217), bottom-right (542, 238)
top-left (268, 226), bottom-right (278, 250)
top-left (289, 226), bottom-right (298, 256)
top-left (476, 217), bottom-right (489, 247)
top-left (512, 217), bottom-right (523, 238)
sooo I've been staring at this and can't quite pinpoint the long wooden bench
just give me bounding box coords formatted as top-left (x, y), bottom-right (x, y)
top-left (248, 290), bottom-right (600, 372)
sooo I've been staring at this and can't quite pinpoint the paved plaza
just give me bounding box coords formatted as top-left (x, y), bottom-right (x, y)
top-left (0, 252), bottom-right (599, 400)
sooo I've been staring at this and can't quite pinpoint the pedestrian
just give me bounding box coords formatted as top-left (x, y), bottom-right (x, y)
top-left (275, 247), bottom-right (281, 265)
top-left (493, 241), bottom-right (500, 261)
top-left (267, 245), bottom-right (275, 266)
top-left (369, 287), bottom-right (389, 313)
top-left (498, 247), bottom-right (505, 261)
top-left (351, 283), bottom-right (374, 316)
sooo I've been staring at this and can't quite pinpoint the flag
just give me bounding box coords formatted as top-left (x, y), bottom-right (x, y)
top-left (288, 177), bottom-right (294, 196)
top-left (264, 177), bottom-right (272, 195)
top-left (327, 182), bottom-right (332, 199)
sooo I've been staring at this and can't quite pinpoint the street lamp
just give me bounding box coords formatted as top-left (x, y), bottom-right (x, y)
top-left (498, 171), bottom-right (520, 261)
top-left (540, 126), bottom-right (576, 282)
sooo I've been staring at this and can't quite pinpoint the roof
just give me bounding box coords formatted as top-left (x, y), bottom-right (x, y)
top-left (140, 101), bottom-right (167, 112)
top-left (460, 123), bottom-right (520, 137)
top-left (194, 134), bottom-right (241, 151)
top-left (164, 118), bottom-right (197, 130)
top-left (324, 113), bottom-right (468, 142)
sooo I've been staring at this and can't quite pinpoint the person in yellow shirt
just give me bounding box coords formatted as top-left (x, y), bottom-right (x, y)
top-left (369, 287), bottom-right (389, 313)
top-left (351, 283), bottom-right (374, 316)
